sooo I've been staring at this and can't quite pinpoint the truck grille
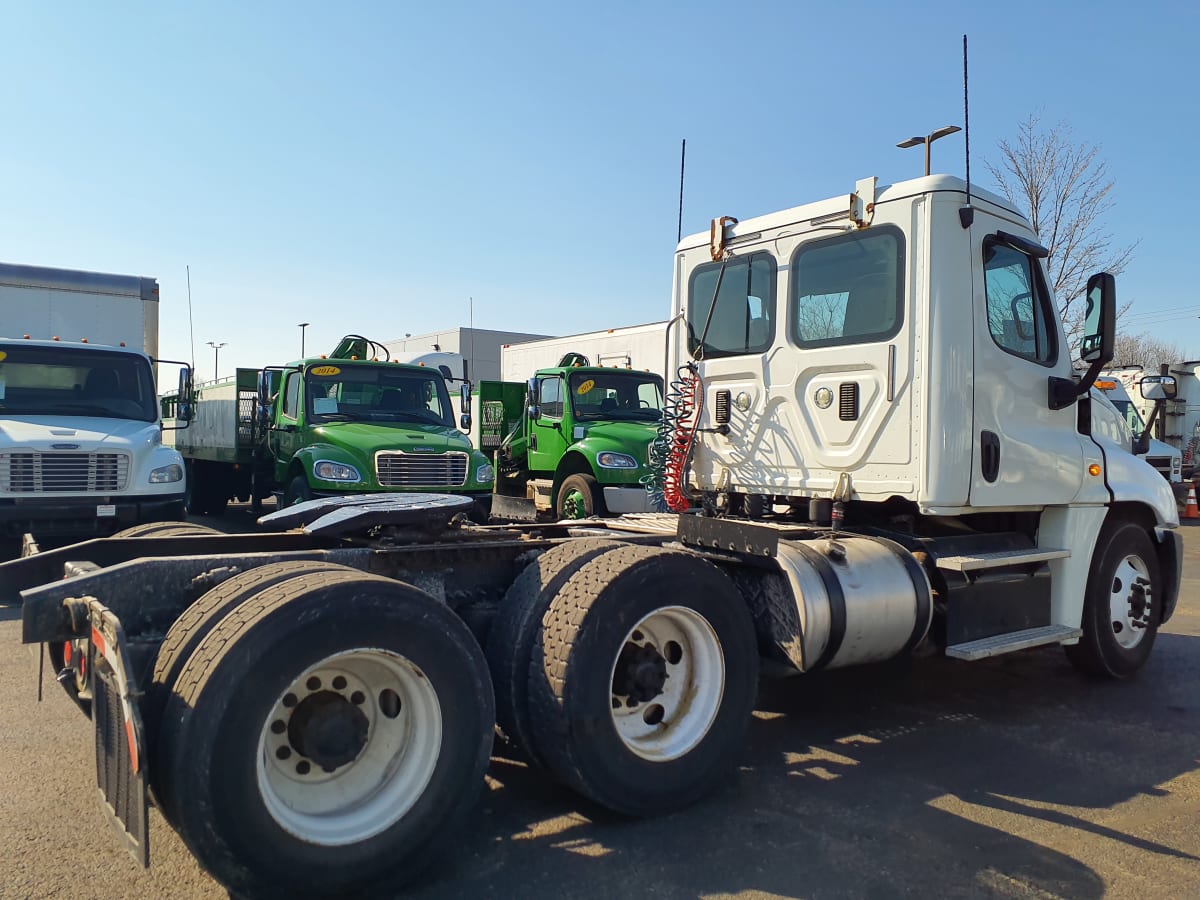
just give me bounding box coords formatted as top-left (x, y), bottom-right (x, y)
top-left (375, 451), bottom-right (468, 488)
top-left (0, 452), bottom-right (130, 493)
top-left (1145, 456), bottom-right (1171, 472)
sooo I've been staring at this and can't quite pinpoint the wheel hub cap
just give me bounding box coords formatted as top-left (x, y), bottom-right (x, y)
top-left (613, 642), bottom-right (668, 703)
top-left (1108, 556), bottom-right (1153, 649)
top-left (288, 691), bottom-right (369, 770)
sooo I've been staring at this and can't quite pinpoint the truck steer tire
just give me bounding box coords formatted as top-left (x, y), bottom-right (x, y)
top-left (148, 561), bottom-right (354, 821)
top-left (284, 475), bottom-right (313, 507)
top-left (526, 545), bottom-right (758, 816)
top-left (486, 539), bottom-right (624, 763)
top-left (111, 522), bottom-right (221, 538)
top-left (157, 570), bottom-right (494, 897)
top-left (1065, 520), bottom-right (1161, 679)
top-left (557, 473), bottom-right (603, 519)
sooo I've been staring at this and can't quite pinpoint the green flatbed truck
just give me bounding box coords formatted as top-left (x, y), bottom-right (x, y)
top-left (478, 357), bottom-right (664, 520)
top-left (170, 348), bottom-right (494, 515)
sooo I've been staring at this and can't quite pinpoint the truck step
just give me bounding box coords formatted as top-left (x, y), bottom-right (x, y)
top-left (935, 547), bottom-right (1070, 572)
top-left (945, 624), bottom-right (1082, 661)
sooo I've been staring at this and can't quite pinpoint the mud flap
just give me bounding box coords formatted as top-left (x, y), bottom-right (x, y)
top-left (88, 601), bottom-right (149, 867)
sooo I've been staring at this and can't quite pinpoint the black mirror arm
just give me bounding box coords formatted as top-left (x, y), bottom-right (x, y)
top-left (1048, 356), bottom-right (1107, 411)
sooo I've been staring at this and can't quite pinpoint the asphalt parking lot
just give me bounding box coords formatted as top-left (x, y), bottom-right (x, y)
top-left (1, 511), bottom-right (1198, 899)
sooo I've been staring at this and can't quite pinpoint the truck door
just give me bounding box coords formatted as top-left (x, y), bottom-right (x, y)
top-left (969, 225), bottom-right (1084, 506)
top-left (271, 370), bottom-right (304, 470)
top-left (528, 375), bottom-right (569, 474)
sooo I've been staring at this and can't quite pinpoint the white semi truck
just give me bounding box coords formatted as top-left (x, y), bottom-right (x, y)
top-left (2, 172), bottom-right (1181, 897)
top-left (0, 263), bottom-right (191, 542)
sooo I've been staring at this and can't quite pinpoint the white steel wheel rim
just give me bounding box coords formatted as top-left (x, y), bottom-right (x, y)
top-left (608, 605), bottom-right (725, 762)
top-left (256, 648), bottom-right (442, 845)
top-left (1108, 554), bottom-right (1152, 650)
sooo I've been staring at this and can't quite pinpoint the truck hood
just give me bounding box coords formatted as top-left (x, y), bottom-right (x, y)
top-left (312, 422), bottom-right (475, 456)
top-left (575, 421), bottom-right (658, 458)
top-left (0, 415), bottom-right (161, 450)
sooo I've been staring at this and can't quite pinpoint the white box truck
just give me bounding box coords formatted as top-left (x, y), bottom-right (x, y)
top-left (0, 262), bottom-right (190, 541)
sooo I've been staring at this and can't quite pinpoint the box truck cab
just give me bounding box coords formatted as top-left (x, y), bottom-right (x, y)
top-left (265, 356), bottom-right (494, 511)
top-left (486, 359), bottom-right (664, 519)
top-left (0, 338), bottom-right (186, 537)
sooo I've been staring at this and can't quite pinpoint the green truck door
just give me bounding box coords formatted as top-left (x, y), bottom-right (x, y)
top-left (528, 374), bottom-right (569, 473)
top-left (272, 370), bottom-right (304, 468)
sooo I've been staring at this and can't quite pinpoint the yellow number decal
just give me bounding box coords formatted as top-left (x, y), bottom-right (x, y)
top-left (576, 379), bottom-right (595, 395)
top-left (310, 365), bottom-right (341, 376)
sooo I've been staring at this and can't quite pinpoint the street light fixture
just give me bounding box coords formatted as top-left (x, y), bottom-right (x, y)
top-left (298, 322), bottom-right (310, 357)
top-left (896, 125), bottom-right (962, 176)
top-left (206, 341), bottom-right (227, 382)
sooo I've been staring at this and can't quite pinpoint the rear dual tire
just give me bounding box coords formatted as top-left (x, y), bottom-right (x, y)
top-left (525, 545), bottom-right (758, 816)
top-left (155, 568), bottom-right (494, 897)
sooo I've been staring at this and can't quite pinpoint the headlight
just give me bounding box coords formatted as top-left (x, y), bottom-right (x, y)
top-left (313, 460), bottom-right (361, 482)
top-left (476, 463), bottom-right (494, 484)
top-left (597, 452), bottom-right (637, 469)
top-left (149, 463), bottom-right (184, 484)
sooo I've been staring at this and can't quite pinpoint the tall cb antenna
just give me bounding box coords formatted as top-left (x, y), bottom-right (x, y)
top-left (959, 34), bottom-right (974, 228)
top-left (186, 265), bottom-right (197, 367)
top-left (677, 139), bottom-right (686, 243)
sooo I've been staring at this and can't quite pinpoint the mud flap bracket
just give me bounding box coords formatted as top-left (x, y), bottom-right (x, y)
top-left (88, 599), bottom-right (149, 868)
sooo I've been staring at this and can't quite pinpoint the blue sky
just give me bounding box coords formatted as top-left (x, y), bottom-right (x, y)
top-left (2, 1), bottom-right (1196, 379)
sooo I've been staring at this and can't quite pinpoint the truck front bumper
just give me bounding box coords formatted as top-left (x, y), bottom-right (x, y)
top-left (0, 493), bottom-right (186, 537)
top-left (602, 485), bottom-right (655, 514)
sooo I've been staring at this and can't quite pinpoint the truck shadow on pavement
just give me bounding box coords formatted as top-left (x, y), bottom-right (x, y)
top-left (405, 637), bottom-right (1200, 900)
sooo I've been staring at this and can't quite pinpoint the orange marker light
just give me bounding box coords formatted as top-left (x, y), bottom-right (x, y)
top-left (1088, 463), bottom-right (1102, 477)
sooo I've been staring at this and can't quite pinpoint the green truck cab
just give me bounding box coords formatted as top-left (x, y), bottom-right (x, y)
top-left (171, 352), bottom-right (494, 516)
top-left (482, 361), bottom-right (664, 520)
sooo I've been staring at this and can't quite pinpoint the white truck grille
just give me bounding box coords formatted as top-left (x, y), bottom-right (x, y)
top-left (375, 451), bottom-right (468, 488)
top-left (0, 452), bottom-right (130, 493)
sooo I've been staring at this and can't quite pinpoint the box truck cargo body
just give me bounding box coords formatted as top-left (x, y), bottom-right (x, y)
top-left (0, 263), bottom-right (187, 539)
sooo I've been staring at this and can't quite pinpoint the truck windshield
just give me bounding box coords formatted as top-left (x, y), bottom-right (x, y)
top-left (0, 344), bottom-right (158, 422)
top-left (305, 364), bottom-right (454, 428)
top-left (1109, 399), bottom-right (1146, 439)
top-left (568, 371), bottom-right (663, 422)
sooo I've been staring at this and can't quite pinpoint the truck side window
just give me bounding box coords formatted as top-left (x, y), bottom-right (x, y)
top-left (282, 373), bottom-right (300, 419)
top-left (538, 376), bottom-right (564, 419)
top-left (983, 241), bottom-right (1057, 365)
top-left (687, 252), bottom-right (775, 359)
top-left (790, 227), bottom-right (904, 348)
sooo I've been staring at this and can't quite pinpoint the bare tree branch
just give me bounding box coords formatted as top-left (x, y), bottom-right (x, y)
top-left (985, 115), bottom-right (1138, 334)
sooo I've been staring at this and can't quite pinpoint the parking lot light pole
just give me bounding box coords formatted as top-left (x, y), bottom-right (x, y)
top-left (896, 125), bottom-right (962, 176)
top-left (206, 341), bottom-right (227, 382)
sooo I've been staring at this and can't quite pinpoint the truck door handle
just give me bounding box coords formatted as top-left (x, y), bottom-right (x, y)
top-left (980, 430), bottom-right (1000, 483)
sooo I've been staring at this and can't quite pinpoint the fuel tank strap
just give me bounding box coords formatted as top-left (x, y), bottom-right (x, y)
top-left (857, 535), bottom-right (934, 653)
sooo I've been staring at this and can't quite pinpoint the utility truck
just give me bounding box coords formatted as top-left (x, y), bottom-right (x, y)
top-left (0, 263), bottom-right (191, 540)
top-left (478, 353), bottom-right (664, 520)
top-left (1091, 377), bottom-right (1182, 483)
top-left (169, 335), bottom-right (494, 515)
top-left (1, 172), bottom-right (1182, 898)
